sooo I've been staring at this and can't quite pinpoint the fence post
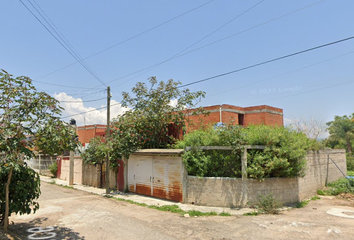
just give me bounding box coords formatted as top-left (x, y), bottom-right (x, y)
top-left (241, 147), bottom-right (248, 207)
top-left (325, 154), bottom-right (329, 186)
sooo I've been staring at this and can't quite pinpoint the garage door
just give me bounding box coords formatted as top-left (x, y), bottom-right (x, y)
top-left (128, 154), bottom-right (183, 202)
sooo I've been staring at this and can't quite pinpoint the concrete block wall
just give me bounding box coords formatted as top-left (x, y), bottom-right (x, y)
top-left (186, 177), bottom-right (243, 207)
top-left (186, 149), bottom-right (346, 207)
top-left (298, 149), bottom-right (347, 201)
top-left (247, 178), bottom-right (299, 205)
top-left (186, 177), bottom-right (298, 207)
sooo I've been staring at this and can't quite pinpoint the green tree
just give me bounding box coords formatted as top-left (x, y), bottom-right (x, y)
top-left (0, 70), bottom-right (76, 231)
top-left (111, 77), bottom-right (205, 158)
top-left (326, 114), bottom-right (354, 153)
top-left (35, 118), bottom-right (79, 157)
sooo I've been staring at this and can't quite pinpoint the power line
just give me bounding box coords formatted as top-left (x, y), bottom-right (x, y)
top-left (19, 0), bottom-right (107, 87)
top-left (104, 0), bottom-right (324, 88)
top-left (32, 0), bottom-right (217, 82)
top-left (205, 50), bottom-right (354, 99)
top-left (59, 97), bottom-right (106, 103)
top-left (106, 0), bottom-right (265, 87)
top-left (178, 35), bottom-right (354, 88)
top-left (61, 102), bottom-right (122, 119)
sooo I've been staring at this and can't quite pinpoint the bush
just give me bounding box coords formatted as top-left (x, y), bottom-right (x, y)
top-left (0, 162), bottom-right (41, 223)
top-left (347, 154), bottom-right (354, 171)
top-left (174, 125), bottom-right (244, 177)
top-left (251, 193), bottom-right (283, 214)
top-left (49, 161), bottom-right (58, 178)
top-left (175, 124), bottom-right (314, 179)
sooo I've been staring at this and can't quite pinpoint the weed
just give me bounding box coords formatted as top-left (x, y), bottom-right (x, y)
top-left (317, 189), bottom-right (325, 195)
top-left (243, 212), bottom-right (259, 216)
top-left (347, 170), bottom-right (354, 176)
top-left (187, 210), bottom-right (217, 217)
top-left (149, 205), bottom-right (184, 214)
top-left (311, 196), bottom-right (320, 200)
top-left (219, 212), bottom-right (231, 216)
top-left (295, 200), bottom-right (309, 208)
top-left (254, 193), bottom-right (283, 214)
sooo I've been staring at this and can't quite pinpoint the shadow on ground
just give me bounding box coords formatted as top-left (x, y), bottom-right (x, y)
top-left (0, 217), bottom-right (85, 239)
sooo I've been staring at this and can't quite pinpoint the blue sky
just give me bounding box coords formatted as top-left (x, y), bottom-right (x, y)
top-left (1, 0), bottom-right (354, 128)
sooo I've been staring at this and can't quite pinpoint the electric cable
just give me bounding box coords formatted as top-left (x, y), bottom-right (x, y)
top-left (178, 35), bottom-right (354, 88)
top-left (32, 0), bottom-right (217, 81)
top-left (19, 0), bottom-right (107, 87)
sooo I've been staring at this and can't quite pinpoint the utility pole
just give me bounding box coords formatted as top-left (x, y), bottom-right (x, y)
top-left (69, 118), bottom-right (76, 186)
top-left (106, 86), bottom-right (111, 194)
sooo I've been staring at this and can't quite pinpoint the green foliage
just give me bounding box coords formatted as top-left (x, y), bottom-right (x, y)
top-left (246, 125), bottom-right (311, 179)
top-left (326, 178), bottom-right (354, 195)
top-left (295, 200), bottom-right (309, 208)
top-left (82, 136), bottom-right (109, 165)
top-left (48, 161), bottom-right (58, 178)
top-left (311, 196), bottom-right (320, 200)
top-left (0, 162), bottom-right (41, 220)
top-left (110, 77), bottom-right (205, 158)
top-left (0, 69), bottom-right (73, 229)
top-left (346, 154), bottom-right (354, 171)
top-left (175, 125), bottom-right (244, 177)
top-left (35, 118), bottom-right (79, 156)
top-left (219, 212), bottom-right (231, 216)
top-left (252, 193), bottom-right (283, 214)
top-left (318, 178), bottom-right (354, 195)
top-left (347, 170), bottom-right (354, 176)
top-left (325, 114), bottom-right (354, 153)
top-left (81, 136), bottom-right (118, 170)
top-left (175, 124), bottom-right (314, 179)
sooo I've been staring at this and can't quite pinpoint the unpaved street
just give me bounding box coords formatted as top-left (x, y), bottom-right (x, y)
top-left (3, 182), bottom-right (354, 240)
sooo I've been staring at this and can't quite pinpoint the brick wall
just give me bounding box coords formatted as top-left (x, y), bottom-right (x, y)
top-left (183, 104), bottom-right (283, 132)
top-left (76, 124), bottom-right (106, 146)
top-left (185, 149), bottom-right (346, 207)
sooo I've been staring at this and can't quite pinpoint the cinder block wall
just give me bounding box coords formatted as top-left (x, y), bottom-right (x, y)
top-left (298, 149), bottom-right (347, 201)
top-left (186, 149), bottom-right (346, 207)
top-left (186, 177), bottom-right (298, 207)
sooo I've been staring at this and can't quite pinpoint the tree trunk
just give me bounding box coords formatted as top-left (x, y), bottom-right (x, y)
top-left (4, 166), bottom-right (13, 232)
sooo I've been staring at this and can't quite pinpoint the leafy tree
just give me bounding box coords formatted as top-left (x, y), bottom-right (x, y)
top-left (0, 70), bottom-right (76, 231)
top-left (110, 77), bottom-right (205, 158)
top-left (35, 118), bottom-right (79, 157)
top-left (325, 114), bottom-right (354, 153)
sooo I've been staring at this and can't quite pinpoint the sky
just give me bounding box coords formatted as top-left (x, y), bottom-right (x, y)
top-left (1, 0), bottom-right (354, 130)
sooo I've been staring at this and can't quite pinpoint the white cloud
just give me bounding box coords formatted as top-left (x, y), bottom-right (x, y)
top-left (54, 92), bottom-right (130, 126)
top-left (169, 99), bottom-right (178, 107)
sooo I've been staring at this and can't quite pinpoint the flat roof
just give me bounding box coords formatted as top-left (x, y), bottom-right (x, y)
top-left (132, 149), bottom-right (184, 155)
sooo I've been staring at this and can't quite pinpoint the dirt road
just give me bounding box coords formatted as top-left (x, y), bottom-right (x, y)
top-left (2, 182), bottom-right (354, 239)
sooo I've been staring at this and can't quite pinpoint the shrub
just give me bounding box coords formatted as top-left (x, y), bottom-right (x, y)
top-left (48, 161), bottom-right (58, 178)
top-left (252, 193), bottom-right (283, 214)
top-left (347, 154), bottom-right (354, 171)
top-left (175, 124), bottom-right (314, 179)
top-left (0, 162), bottom-right (41, 224)
top-left (174, 125), bottom-right (244, 177)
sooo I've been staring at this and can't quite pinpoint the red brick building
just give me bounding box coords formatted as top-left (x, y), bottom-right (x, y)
top-left (76, 124), bottom-right (106, 147)
top-left (184, 104), bottom-right (283, 132)
top-left (76, 104), bottom-right (283, 145)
